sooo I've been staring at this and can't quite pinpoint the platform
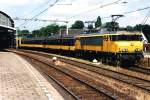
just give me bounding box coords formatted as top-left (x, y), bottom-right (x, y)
top-left (0, 52), bottom-right (64, 100)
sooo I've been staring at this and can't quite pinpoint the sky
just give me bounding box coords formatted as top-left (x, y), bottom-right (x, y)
top-left (0, 0), bottom-right (150, 31)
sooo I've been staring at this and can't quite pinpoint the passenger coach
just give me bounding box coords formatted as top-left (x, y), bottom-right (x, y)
top-left (17, 31), bottom-right (144, 66)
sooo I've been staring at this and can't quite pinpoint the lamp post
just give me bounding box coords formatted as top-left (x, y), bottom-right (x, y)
top-left (15, 27), bottom-right (19, 49)
top-left (66, 21), bottom-right (69, 35)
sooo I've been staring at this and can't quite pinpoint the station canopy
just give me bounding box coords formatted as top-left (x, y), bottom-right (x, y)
top-left (0, 11), bottom-right (15, 49)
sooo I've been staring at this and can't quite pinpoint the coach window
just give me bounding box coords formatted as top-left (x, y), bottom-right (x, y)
top-left (69, 39), bottom-right (74, 46)
top-left (112, 36), bottom-right (117, 41)
top-left (103, 36), bottom-right (108, 41)
top-left (130, 35), bottom-right (142, 41)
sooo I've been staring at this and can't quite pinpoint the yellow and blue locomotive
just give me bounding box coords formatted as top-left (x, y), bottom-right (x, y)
top-left (17, 31), bottom-right (143, 65)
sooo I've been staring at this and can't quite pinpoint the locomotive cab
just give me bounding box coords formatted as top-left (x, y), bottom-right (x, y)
top-left (109, 33), bottom-right (143, 65)
top-left (111, 34), bottom-right (143, 53)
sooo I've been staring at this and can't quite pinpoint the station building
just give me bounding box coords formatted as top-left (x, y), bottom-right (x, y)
top-left (0, 11), bottom-right (15, 49)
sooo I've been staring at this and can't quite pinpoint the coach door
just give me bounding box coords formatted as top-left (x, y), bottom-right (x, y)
top-left (107, 35), bottom-right (112, 52)
top-left (75, 37), bottom-right (81, 50)
top-left (103, 35), bottom-right (110, 52)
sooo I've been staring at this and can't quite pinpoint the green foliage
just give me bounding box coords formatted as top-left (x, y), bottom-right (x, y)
top-left (17, 29), bottom-right (21, 34)
top-left (32, 30), bottom-right (40, 37)
top-left (95, 16), bottom-right (102, 28)
top-left (32, 24), bottom-right (60, 37)
top-left (103, 22), bottom-right (119, 31)
top-left (47, 24), bottom-right (59, 33)
top-left (21, 30), bottom-right (29, 34)
top-left (59, 25), bottom-right (67, 29)
top-left (142, 24), bottom-right (150, 42)
top-left (88, 25), bottom-right (93, 30)
top-left (126, 26), bottom-right (134, 31)
top-left (125, 24), bottom-right (149, 32)
top-left (71, 20), bottom-right (84, 29)
top-left (120, 24), bottom-right (150, 42)
top-left (134, 24), bottom-right (143, 31)
top-left (17, 29), bottom-right (30, 34)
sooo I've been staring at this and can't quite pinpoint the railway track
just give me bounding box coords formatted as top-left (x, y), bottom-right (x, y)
top-left (12, 49), bottom-right (150, 91)
top-left (9, 49), bottom-right (140, 100)
top-left (127, 66), bottom-right (150, 75)
top-left (12, 50), bottom-right (125, 100)
top-left (59, 58), bottom-right (150, 92)
top-left (8, 48), bottom-right (150, 99)
top-left (25, 56), bottom-right (113, 100)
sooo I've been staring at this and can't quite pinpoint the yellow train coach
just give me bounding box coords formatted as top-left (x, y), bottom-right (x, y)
top-left (75, 31), bottom-right (143, 65)
top-left (17, 31), bottom-right (144, 65)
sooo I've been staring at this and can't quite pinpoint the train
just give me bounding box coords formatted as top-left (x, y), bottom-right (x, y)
top-left (16, 31), bottom-right (144, 66)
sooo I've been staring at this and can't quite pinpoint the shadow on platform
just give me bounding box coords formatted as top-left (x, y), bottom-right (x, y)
top-left (0, 49), bottom-right (9, 52)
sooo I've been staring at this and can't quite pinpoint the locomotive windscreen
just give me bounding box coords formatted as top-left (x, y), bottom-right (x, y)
top-left (112, 35), bottom-right (142, 41)
top-left (81, 36), bottom-right (103, 45)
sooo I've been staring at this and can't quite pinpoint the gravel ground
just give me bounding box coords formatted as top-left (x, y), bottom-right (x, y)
top-left (55, 60), bottom-right (150, 100)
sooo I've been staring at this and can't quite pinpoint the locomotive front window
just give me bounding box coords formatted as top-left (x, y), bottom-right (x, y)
top-left (112, 35), bottom-right (142, 41)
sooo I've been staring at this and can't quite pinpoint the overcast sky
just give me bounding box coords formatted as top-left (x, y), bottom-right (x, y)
top-left (0, 0), bottom-right (150, 31)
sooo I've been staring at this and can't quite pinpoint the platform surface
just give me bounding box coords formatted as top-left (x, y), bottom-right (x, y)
top-left (0, 52), bottom-right (64, 100)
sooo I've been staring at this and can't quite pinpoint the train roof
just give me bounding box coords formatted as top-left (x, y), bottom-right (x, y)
top-left (22, 31), bottom-right (142, 40)
top-left (47, 34), bottom-right (76, 39)
top-left (76, 31), bottom-right (142, 38)
top-left (22, 34), bottom-right (77, 40)
top-left (22, 37), bottom-right (47, 40)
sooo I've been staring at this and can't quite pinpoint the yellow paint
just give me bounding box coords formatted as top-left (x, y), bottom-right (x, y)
top-left (20, 43), bottom-right (75, 51)
top-left (75, 34), bottom-right (143, 53)
top-left (19, 32), bottom-right (143, 54)
top-left (20, 44), bottom-right (44, 48)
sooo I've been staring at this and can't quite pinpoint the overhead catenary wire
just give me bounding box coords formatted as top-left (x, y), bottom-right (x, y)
top-left (28, 0), bottom-right (53, 15)
top-left (16, 0), bottom-right (53, 24)
top-left (19, 0), bottom-right (60, 27)
top-left (141, 9), bottom-right (150, 25)
top-left (101, 6), bottom-right (150, 19)
top-left (84, 6), bottom-right (150, 23)
top-left (13, 17), bottom-right (68, 23)
top-left (140, 8), bottom-right (150, 44)
top-left (67, 0), bottom-right (122, 20)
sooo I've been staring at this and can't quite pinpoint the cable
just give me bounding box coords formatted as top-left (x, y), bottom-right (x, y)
top-left (19, 0), bottom-right (60, 27)
top-left (16, 0), bottom-right (52, 21)
top-left (101, 6), bottom-right (150, 19)
top-left (140, 9), bottom-right (150, 44)
top-left (67, 0), bottom-right (121, 19)
top-left (141, 9), bottom-right (150, 25)
top-left (122, 7), bottom-right (150, 15)
top-left (28, 0), bottom-right (53, 14)
top-left (86, 6), bottom-right (150, 24)
top-left (13, 17), bottom-right (68, 23)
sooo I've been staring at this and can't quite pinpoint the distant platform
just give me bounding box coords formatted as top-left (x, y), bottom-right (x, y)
top-left (0, 52), bottom-right (64, 100)
top-left (144, 52), bottom-right (150, 58)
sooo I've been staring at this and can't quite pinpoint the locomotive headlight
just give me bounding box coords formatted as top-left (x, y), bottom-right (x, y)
top-left (135, 48), bottom-right (141, 52)
top-left (122, 49), bottom-right (128, 52)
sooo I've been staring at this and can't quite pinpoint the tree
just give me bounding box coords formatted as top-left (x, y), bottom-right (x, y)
top-left (32, 30), bottom-right (40, 37)
top-left (46, 24), bottom-right (59, 35)
top-left (103, 22), bottom-right (119, 31)
top-left (142, 24), bottom-right (150, 42)
top-left (16, 29), bottom-right (22, 34)
top-left (126, 26), bottom-right (134, 31)
top-left (37, 24), bottom-right (59, 36)
top-left (88, 25), bottom-right (93, 30)
top-left (59, 25), bottom-right (67, 29)
top-left (95, 16), bottom-right (102, 28)
top-left (87, 24), bottom-right (94, 33)
top-left (71, 20), bottom-right (84, 29)
top-left (19, 30), bottom-right (30, 34)
top-left (40, 27), bottom-right (47, 36)
top-left (134, 24), bottom-right (143, 31)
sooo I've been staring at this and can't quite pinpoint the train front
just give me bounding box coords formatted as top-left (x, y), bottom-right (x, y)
top-left (113, 32), bottom-right (144, 65)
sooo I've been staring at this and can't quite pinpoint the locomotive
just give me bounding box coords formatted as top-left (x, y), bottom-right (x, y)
top-left (17, 31), bottom-right (144, 66)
